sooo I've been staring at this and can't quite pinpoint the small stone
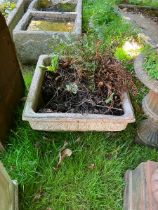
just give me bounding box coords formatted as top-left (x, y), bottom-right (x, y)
top-left (122, 8), bottom-right (127, 12)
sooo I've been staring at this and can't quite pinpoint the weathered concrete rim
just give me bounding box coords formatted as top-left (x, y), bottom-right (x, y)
top-left (22, 55), bottom-right (135, 126)
top-left (28, 0), bottom-right (82, 35)
top-left (7, 0), bottom-right (23, 24)
top-left (134, 54), bottom-right (158, 93)
top-left (13, 180), bottom-right (19, 210)
top-left (14, 10), bottom-right (79, 34)
top-left (6, 0), bottom-right (25, 32)
top-left (6, 0), bottom-right (32, 33)
top-left (28, 0), bottom-right (81, 13)
top-left (75, 0), bottom-right (82, 35)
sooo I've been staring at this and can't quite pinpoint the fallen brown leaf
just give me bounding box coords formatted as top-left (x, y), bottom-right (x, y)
top-left (61, 141), bottom-right (68, 150)
top-left (75, 137), bottom-right (81, 143)
top-left (55, 148), bottom-right (72, 169)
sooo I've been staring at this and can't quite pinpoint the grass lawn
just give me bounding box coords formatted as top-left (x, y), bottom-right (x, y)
top-left (1, 0), bottom-right (158, 209)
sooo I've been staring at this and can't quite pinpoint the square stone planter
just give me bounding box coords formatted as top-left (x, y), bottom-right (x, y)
top-left (6, 0), bottom-right (31, 33)
top-left (13, 10), bottom-right (81, 64)
top-left (22, 55), bottom-right (135, 131)
top-left (29, 0), bottom-right (82, 14)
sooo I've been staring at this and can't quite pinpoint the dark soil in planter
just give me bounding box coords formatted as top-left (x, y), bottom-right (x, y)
top-left (38, 2), bottom-right (76, 12)
top-left (38, 55), bottom-right (137, 116)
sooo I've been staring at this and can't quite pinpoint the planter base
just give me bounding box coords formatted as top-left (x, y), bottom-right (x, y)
top-left (143, 91), bottom-right (158, 119)
top-left (29, 119), bottom-right (129, 132)
top-left (136, 119), bottom-right (158, 148)
top-left (134, 54), bottom-right (158, 148)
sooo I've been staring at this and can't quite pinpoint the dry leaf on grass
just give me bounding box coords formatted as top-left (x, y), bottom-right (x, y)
top-left (75, 137), bottom-right (81, 143)
top-left (61, 141), bottom-right (68, 151)
top-left (55, 147), bottom-right (72, 170)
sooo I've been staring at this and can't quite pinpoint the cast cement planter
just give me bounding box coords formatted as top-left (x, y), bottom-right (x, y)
top-left (134, 54), bottom-right (158, 147)
top-left (6, 0), bottom-right (31, 33)
top-left (13, 10), bottom-right (82, 64)
top-left (22, 55), bottom-right (135, 132)
top-left (29, 0), bottom-right (82, 14)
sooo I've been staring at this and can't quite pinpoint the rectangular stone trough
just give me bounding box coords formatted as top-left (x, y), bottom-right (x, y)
top-left (6, 0), bottom-right (31, 33)
top-left (22, 55), bottom-right (135, 132)
top-left (13, 10), bottom-right (81, 64)
top-left (29, 0), bottom-right (82, 14)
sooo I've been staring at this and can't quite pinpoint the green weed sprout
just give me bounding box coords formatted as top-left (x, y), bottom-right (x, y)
top-left (47, 54), bottom-right (59, 72)
top-left (41, 54), bottom-right (59, 72)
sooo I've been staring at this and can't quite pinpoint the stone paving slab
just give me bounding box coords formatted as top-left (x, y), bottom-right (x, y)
top-left (118, 4), bottom-right (158, 47)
